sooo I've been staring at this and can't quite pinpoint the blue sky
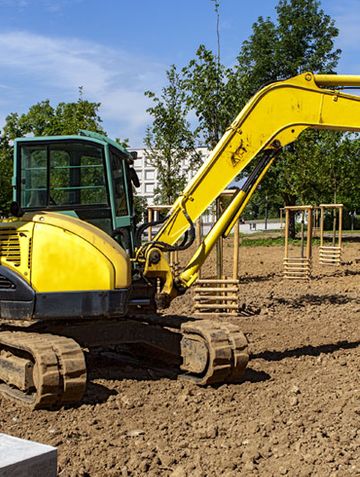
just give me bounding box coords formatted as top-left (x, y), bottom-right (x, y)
top-left (0, 0), bottom-right (359, 146)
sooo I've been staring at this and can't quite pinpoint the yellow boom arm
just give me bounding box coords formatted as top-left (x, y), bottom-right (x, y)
top-left (141, 72), bottom-right (360, 302)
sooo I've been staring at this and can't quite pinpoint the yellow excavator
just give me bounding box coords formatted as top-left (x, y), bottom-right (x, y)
top-left (0, 72), bottom-right (359, 408)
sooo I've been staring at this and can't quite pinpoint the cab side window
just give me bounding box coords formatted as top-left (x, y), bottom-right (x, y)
top-left (21, 145), bottom-right (47, 207)
top-left (110, 149), bottom-right (128, 216)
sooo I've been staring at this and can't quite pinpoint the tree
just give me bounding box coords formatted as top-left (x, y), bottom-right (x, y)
top-left (0, 135), bottom-right (14, 214)
top-left (231, 0), bottom-right (342, 235)
top-left (234, 0), bottom-right (340, 105)
top-left (133, 193), bottom-right (148, 224)
top-left (144, 65), bottom-right (201, 205)
top-left (311, 132), bottom-right (360, 210)
top-left (0, 91), bottom-right (104, 213)
top-left (182, 45), bottom-right (235, 149)
top-left (181, 1), bottom-right (242, 149)
top-left (229, 17), bottom-right (280, 118)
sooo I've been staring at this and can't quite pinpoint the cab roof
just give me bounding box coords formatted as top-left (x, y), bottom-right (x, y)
top-left (14, 129), bottom-right (132, 159)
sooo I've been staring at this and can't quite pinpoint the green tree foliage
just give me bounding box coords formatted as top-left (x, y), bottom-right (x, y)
top-left (230, 17), bottom-right (280, 115)
top-left (0, 91), bottom-right (103, 213)
top-left (144, 65), bottom-right (202, 205)
top-left (307, 132), bottom-right (360, 209)
top-left (176, 0), bottom-right (360, 235)
top-left (182, 45), bottom-right (235, 148)
top-left (182, 0), bottom-right (244, 149)
top-left (133, 193), bottom-right (148, 224)
top-left (230, 0), bottom-right (354, 236)
top-left (234, 0), bottom-right (340, 110)
top-left (146, 0), bottom-right (359, 235)
top-left (0, 136), bottom-right (13, 214)
top-left (180, 1), bottom-right (232, 149)
top-left (182, 0), bottom-right (340, 144)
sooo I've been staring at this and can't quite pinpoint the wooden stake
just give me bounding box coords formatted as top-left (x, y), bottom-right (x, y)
top-left (338, 205), bottom-right (343, 248)
top-left (332, 209), bottom-right (337, 246)
top-left (313, 207), bottom-right (319, 238)
top-left (300, 210), bottom-right (305, 258)
top-left (215, 197), bottom-right (223, 279)
top-left (233, 219), bottom-right (240, 279)
top-left (307, 207), bottom-right (313, 259)
top-left (284, 208), bottom-right (289, 259)
top-left (147, 208), bottom-right (153, 242)
top-left (196, 218), bottom-right (202, 278)
top-left (320, 206), bottom-right (324, 247)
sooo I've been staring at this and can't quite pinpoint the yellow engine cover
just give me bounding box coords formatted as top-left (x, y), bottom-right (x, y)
top-left (0, 212), bottom-right (131, 293)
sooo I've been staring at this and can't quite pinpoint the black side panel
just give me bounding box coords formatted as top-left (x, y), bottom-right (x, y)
top-left (34, 290), bottom-right (130, 319)
top-left (0, 266), bottom-right (34, 301)
top-left (0, 266), bottom-right (35, 319)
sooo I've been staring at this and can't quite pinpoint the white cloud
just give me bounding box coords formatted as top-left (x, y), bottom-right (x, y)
top-left (0, 31), bottom-right (165, 144)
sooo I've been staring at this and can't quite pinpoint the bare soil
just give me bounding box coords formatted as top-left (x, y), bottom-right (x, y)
top-left (1, 241), bottom-right (359, 477)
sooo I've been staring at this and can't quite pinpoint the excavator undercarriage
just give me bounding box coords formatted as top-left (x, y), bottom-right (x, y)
top-left (0, 317), bottom-right (248, 408)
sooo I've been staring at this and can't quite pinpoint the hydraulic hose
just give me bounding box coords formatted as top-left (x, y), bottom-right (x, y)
top-left (136, 202), bottom-right (195, 253)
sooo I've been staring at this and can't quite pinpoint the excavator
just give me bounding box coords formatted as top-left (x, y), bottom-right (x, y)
top-left (0, 72), bottom-right (359, 409)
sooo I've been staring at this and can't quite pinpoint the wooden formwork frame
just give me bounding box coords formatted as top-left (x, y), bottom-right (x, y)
top-left (319, 203), bottom-right (343, 266)
top-left (279, 207), bottom-right (285, 231)
top-left (194, 190), bottom-right (241, 316)
top-left (283, 205), bottom-right (313, 280)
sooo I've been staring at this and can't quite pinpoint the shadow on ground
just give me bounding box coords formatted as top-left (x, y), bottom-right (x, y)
top-left (252, 339), bottom-right (360, 362)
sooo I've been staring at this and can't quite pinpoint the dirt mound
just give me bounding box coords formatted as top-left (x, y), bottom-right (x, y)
top-left (1, 243), bottom-right (359, 476)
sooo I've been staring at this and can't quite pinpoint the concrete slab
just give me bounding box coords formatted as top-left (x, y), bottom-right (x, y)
top-left (0, 433), bottom-right (57, 477)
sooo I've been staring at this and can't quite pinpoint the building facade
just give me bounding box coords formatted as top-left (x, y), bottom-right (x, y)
top-left (131, 148), bottom-right (209, 206)
top-left (130, 148), bottom-right (279, 234)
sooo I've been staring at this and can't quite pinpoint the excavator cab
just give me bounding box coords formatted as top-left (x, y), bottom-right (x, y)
top-left (12, 130), bottom-right (138, 254)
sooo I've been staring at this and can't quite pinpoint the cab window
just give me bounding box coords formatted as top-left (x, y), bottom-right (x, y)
top-left (20, 141), bottom-right (108, 208)
top-left (110, 148), bottom-right (128, 216)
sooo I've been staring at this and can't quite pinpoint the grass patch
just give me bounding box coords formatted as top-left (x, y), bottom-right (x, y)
top-left (239, 236), bottom-right (322, 247)
top-left (226, 229), bottom-right (360, 247)
top-left (240, 236), bottom-right (285, 247)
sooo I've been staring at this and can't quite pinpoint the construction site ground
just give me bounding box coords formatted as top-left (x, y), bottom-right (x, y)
top-left (0, 239), bottom-right (359, 477)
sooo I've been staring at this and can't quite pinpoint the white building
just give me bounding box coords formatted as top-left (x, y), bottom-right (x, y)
top-left (131, 147), bottom-right (209, 206)
top-left (131, 148), bottom-right (280, 234)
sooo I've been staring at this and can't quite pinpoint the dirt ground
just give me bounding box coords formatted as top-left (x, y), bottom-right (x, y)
top-left (0, 241), bottom-right (359, 476)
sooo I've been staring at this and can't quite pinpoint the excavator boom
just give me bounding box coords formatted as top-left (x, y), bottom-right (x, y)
top-left (152, 72), bottom-right (360, 247)
top-left (140, 72), bottom-right (360, 298)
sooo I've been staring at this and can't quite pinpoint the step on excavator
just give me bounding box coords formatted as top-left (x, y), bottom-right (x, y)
top-left (0, 72), bottom-right (359, 408)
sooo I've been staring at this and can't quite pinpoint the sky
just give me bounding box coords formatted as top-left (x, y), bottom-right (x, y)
top-left (0, 0), bottom-right (359, 146)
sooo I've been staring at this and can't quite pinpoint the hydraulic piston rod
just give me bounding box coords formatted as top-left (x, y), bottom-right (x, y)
top-left (314, 74), bottom-right (360, 87)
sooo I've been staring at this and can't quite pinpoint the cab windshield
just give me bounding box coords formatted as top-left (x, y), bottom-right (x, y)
top-left (20, 141), bottom-right (109, 208)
